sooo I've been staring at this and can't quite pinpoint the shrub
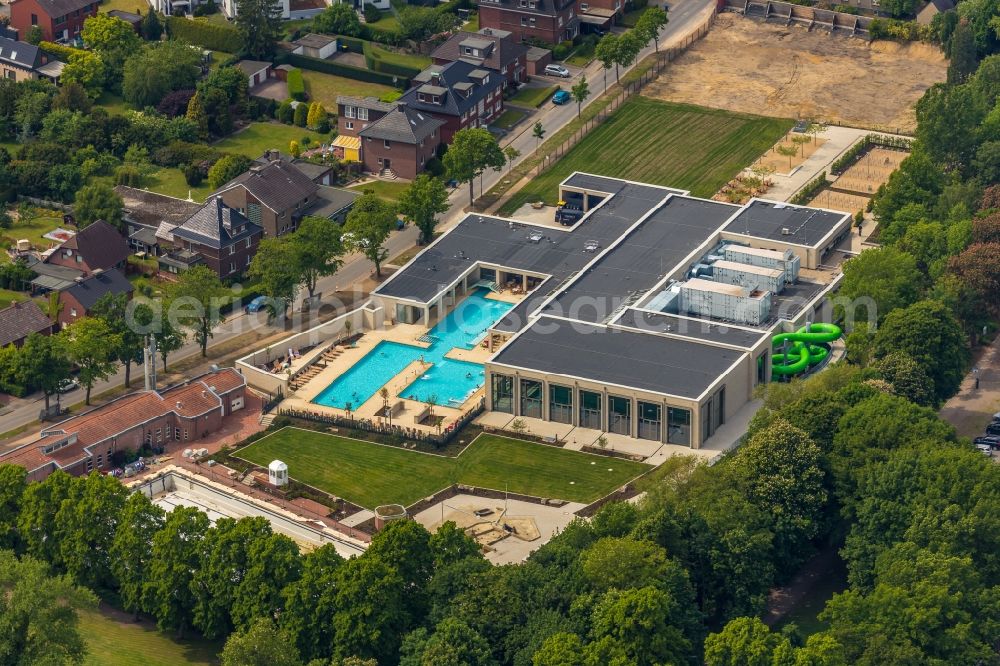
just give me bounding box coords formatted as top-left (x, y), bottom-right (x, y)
top-left (286, 67), bottom-right (306, 101)
top-left (114, 165), bottom-right (144, 188)
top-left (363, 3), bottom-right (383, 22)
top-left (276, 52), bottom-right (406, 87)
top-left (277, 99), bottom-right (294, 124)
top-left (869, 18), bottom-right (933, 42)
top-left (184, 162), bottom-right (204, 186)
top-left (552, 40), bottom-right (574, 60)
top-left (293, 103), bottom-right (308, 127)
top-left (789, 171), bottom-right (828, 205)
top-left (207, 154), bottom-right (252, 189)
top-left (165, 15), bottom-right (241, 52)
top-left (425, 157), bottom-right (444, 177)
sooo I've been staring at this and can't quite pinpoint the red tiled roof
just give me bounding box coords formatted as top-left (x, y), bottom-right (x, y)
top-left (0, 368), bottom-right (245, 475)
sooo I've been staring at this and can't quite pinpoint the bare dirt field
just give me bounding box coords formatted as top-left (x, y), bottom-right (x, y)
top-left (643, 14), bottom-right (946, 132)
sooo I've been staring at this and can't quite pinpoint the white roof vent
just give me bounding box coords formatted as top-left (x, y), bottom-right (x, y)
top-left (781, 227), bottom-right (791, 235)
top-left (583, 240), bottom-right (600, 253)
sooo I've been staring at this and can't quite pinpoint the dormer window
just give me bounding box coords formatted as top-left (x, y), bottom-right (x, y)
top-left (358, 107), bottom-right (368, 121)
top-left (418, 93), bottom-right (426, 102)
top-left (432, 95), bottom-right (440, 103)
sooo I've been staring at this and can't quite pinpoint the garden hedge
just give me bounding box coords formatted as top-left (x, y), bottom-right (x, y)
top-left (277, 52), bottom-right (408, 88)
top-left (166, 16), bottom-right (242, 53)
top-left (789, 171), bottom-right (828, 205)
top-left (286, 67), bottom-right (306, 101)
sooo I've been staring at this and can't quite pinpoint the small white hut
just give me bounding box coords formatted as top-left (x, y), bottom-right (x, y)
top-left (268, 460), bottom-right (288, 487)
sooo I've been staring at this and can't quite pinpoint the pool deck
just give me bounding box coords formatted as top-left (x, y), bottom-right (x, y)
top-left (283, 290), bottom-right (525, 434)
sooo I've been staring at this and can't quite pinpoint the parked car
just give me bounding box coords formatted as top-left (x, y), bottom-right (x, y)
top-left (56, 377), bottom-right (79, 394)
top-left (992, 411), bottom-right (1000, 423)
top-left (245, 296), bottom-right (268, 313)
top-left (976, 442), bottom-right (993, 456)
top-left (545, 64), bottom-right (571, 78)
top-left (987, 422), bottom-right (1000, 436)
top-left (975, 435), bottom-right (1000, 449)
top-left (552, 89), bottom-right (571, 105)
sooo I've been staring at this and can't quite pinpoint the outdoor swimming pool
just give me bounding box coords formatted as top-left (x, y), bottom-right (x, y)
top-left (312, 289), bottom-right (514, 410)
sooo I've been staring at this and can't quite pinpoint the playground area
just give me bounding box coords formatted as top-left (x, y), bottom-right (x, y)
top-left (643, 13), bottom-right (946, 132)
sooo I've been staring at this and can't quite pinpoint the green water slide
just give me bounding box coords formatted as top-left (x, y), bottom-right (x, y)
top-left (771, 323), bottom-right (843, 377)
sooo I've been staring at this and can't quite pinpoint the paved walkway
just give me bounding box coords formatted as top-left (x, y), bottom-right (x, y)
top-left (940, 335), bottom-right (1000, 439)
top-left (764, 126), bottom-right (869, 202)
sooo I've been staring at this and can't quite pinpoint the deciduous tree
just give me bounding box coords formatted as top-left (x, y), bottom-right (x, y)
top-left (170, 265), bottom-right (229, 356)
top-left (291, 215), bottom-right (344, 299)
top-left (74, 183), bottom-right (124, 230)
top-left (236, 0), bottom-right (283, 60)
top-left (570, 75), bottom-right (590, 117)
top-left (443, 127), bottom-right (505, 206)
top-left (110, 493), bottom-right (165, 619)
top-left (14, 332), bottom-right (71, 411)
top-left (342, 191), bottom-right (397, 278)
top-left (145, 506), bottom-right (210, 638)
top-left (398, 174), bottom-right (449, 244)
top-left (222, 618), bottom-right (304, 666)
top-left (62, 317), bottom-right (121, 404)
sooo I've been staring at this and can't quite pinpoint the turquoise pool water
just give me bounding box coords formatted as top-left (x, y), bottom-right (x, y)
top-left (312, 289), bottom-right (513, 410)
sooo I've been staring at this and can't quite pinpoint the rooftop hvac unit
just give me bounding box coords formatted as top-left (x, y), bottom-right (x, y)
top-left (781, 227), bottom-right (791, 235)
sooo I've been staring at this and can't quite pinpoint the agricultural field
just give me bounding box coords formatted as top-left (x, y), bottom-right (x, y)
top-left (236, 429), bottom-right (649, 507)
top-left (80, 605), bottom-right (221, 666)
top-left (500, 97), bottom-right (791, 214)
top-left (300, 71), bottom-right (394, 109)
top-left (643, 13), bottom-right (946, 132)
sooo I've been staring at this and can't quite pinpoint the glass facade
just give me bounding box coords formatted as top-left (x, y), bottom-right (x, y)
top-left (492, 374), bottom-right (514, 413)
top-left (579, 390), bottom-right (602, 429)
top-left (520, 378), bottom-right (543, 418)
top-left (608, 395), bottom-right (631, 435)
top-left (637, 401), bottom-right (661, 441)
top-left (667, 407), bottom-right (691, 446)
top-left (549, 384), bottom-right (573, 424)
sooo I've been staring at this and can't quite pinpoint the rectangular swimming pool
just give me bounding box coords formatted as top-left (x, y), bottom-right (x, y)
top-left (311, 289), bottom-right (513, 410)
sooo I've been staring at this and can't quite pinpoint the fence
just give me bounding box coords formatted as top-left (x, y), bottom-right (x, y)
top-left (16, 195), bottom-right (72, 213)
top-left (532, 12), bottom-right (716, 178)
top-left (279, 396), bottom-right (486, 448)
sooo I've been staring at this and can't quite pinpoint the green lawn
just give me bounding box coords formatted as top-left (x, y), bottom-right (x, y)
top-left (499, 97), bottom-right (794, 214)
top-left (95, 91), bottom-right (132, 116)
top-left (0, 212), bottom-right (68, 263)
top-left (347, 179), bottom-right (410, 202)
top-left (145, 168), bottom-right (213, 203)
top-left (368, 14), bottom-right (403, 33)
top-left (236, 430), bottom-right (649, 507)
top-left (565, 41), bottom-right (596, 67)
top-left (0, 289), bottom-right (29, 308)
top-left (80, 606), bottom-right (221, 666)
top-left (213, 123), bottom-right (324, 160)
top-left (370, 44), bottom-right (431, 71)
top-left (462, 13), bottom-right (479, 31)
top-left (493, 108), bottom-right (528, 131)
top-left (300, 70), bottom-right (394, 109)
top-left (100, 0), bottom-right (146, 14)
top-left (509, 85), bottom-right (559, 108)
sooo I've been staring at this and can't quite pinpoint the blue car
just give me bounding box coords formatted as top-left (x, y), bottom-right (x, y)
top-left (552, 90), bottom-right (571, 105)
top-left (245, 296), bottom-right (269, 313)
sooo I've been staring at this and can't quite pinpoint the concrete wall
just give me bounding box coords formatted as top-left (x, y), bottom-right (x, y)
top-left (236, 306), bottom-right (368, 394)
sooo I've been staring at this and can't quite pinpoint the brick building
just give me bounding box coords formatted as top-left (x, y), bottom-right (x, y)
top-left (478, 0), bottom-right (579, 45)
top-left (167, 197), bottom-right (263, 280)
top-left (359, 103), bottom-right (445, 180)
top-left (0, 301), bottom-right (53, 347)
top-left (0, 36), bottom-right (64, 83)
top-left (215, 159), bottom-right (319, 237)
top-left (0, 367), bottom-right (247, 482)
top-left (57, 268), bottom-right (133, 328)
top-left (399, 60), bottom-right (506, 143)
top-left (430, 28), bottom-right (529, 89)
top-left (43, 220), bottom-right (128, 277)
top-left (9, 0), bottom-right (99, 44)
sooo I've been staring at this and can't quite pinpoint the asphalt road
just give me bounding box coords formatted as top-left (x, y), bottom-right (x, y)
top-left (0, 0), bottom-right (715, 439)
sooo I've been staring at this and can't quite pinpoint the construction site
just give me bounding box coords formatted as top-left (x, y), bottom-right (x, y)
top-left (642, 13), bottom-right (946, 132)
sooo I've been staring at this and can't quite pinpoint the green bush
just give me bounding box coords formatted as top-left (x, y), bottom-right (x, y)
top-left (363, 3), bottom-right (383, 22)
top-left (114, 165), bottom-right (144, 188)
top-left (338, 35), bottom-right (366, 52)
top-left (830, 134), bottom-right (914, 175)
top-left (552, 40), bottom-right (574, 60)
top-left (869, 18), bottom-right (933, 42)
top-left (278, 52), bottom-right (407, 88)
top-left (286, 68), bottom-right (306, 101)
top-left (165, 15), bottom-right (241, 52)
top-left (293, 103), bottom-right (308, 127)
top-left (184, 162), bottom-right (204, 186)
top-left (277, 99), bottom-right (294, 124)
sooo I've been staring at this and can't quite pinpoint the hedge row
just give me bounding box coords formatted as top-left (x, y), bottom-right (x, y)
top-left (166, 16), bottom-right (242, 53)
top-left (789, 170), bottom-right (828, 205)
top-left (276, 51), bottom-right (408, 88)
top-left (830, 133), bottom-right (913, 175)
top-left (362, 42), bottom-right (423, 79)
top-left (338, 35), bottom-right (367, 53)
top-left (868, 18), bottom-right (934, 42)
top-left (286, 68), bottom-right (306, 101)
top-left (39, 41), bottom-right (83, 61)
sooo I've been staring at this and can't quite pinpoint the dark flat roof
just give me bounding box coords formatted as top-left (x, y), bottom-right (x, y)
top-left (723, 200), bottom-right (848, 248)
top-left (562, 172), bottom-right (687, 197)
top-left (544, 196), bottom-right (738, 323)
top-left (616, 309), bottom-right (768, 349)
top-left (375, 182), bottom-right (668, 304)
top-left (491, 316), bottom-right (743, 399)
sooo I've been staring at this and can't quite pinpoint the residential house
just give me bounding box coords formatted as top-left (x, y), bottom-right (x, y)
top-left (576, 0), bottom-right (621, 32)
top-left (399, 60), bottom-right (505, 143)
top-left (254, 149), bottom-right (337, 186)
top-left (0, 367), bottom-right (247, 482)
top-left (334, 95), bottom-right (395, 163)
top-left (916, 0), bottom-right (954, 23)
top-left (430, 28), bottom-right (529, 88)
top-left (165, 197), bottom-right (263, 280)
top-left (220, 0), bottom-right (290, 20)
top-left (44, 220), bottom-right (128, 277)
top-left (0, 36), bottom-right (64, 83)
top-left (57, 268), bottom-right (133, 327)
top-left (116, 185), bottom-right (203, 257)
top-left (292, 33), bottom-right (338, 59)
top-left (478, 0), bottom-right (579, 45)
top-left (9, 0), bottom-right (99, 43)
top-left (0, 301), bottom-right (53, 348)
top-left (215, 159), bottom-right (320, 237)
top-left (359, 102), bottom-right (444, 179)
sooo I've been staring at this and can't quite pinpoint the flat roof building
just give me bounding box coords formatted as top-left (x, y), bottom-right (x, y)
top-left (365, 173), bottom-right (851, 449)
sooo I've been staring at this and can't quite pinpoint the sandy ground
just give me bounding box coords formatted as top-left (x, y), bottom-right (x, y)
top-left (643, 14), bottom-right (946, 132)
